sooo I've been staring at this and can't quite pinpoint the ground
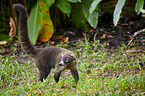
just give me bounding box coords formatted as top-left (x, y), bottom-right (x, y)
top-left (0, 13), bottom-right (145, 95)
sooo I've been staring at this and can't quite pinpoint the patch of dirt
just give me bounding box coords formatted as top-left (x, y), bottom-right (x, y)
top-left (0, 14), bottom-right (145, 56)
top-left (63, 16), bottom-right (145, 50)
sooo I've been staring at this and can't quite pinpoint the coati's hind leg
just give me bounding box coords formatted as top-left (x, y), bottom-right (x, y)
top-left (38, 68), bottom-right (51, 82)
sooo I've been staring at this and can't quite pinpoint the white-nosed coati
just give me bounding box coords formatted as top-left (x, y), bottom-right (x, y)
top-left (13, 4), bottom-right (79, 83)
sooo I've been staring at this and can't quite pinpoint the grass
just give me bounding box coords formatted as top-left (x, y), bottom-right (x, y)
top-left (0, 39), bottom-right (145, 95)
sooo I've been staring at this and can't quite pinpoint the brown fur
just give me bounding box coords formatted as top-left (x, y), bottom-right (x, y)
top-left (13, 4), bottom-right (79, 83)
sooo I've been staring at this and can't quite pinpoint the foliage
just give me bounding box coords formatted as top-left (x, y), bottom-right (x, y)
top-left (72, 3), bottom-right (87, 28)
top-left (26, 0), bottom-right (101, 44)
top-left (0, 2), bottom-right (11, 41)
top-left (0, 0), bottom-right (145, 44)
top-left (28, 2), bottom-right (41, 45)
top-left (37, 0), bottom-right (54, 44)
top-left (113, 0), bottom-right (126, 26)
top-left (82, 0), bottom-right (100, 29)
top-left (56, 0), bottom-right (71, 17)
top-left (27, 0), bottom-right (145, 44)
top-left (114, 0), bottom-right (144, 26)
top-left (0, 39), bottom-right (145, 95)
top-left (0, 34), bottom-right (10, 41)
top-left (135, 0), bottom-right (144, 14)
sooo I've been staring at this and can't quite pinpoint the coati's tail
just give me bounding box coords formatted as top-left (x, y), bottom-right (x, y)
top-left (13, 4), bottom-right (37, 57)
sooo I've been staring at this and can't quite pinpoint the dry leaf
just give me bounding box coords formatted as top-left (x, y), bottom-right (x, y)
top-left (9, 17), bottom-right (16, 40)
top-left (103, 42), bottom-right (109, 46)
top-left (63, 37), bottom-right (69, 43)
top-left (126, 50), bottom-right (145, 53)
top-left (141, 39), bottom-right (145, 42)
top-left (82, 32), bottom-right (86, 37)
top-left (89, 29), bottom-right (94, 32)
top-left (101, 34), bottom-right (107, 39)
top-left (49, 41), bottom-right (55, 45)
top-left (53, 35), bottom-right (63, 40)
top-left (0, 41), bottom-right (7, 45)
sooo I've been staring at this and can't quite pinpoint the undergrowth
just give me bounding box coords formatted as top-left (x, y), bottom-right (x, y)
top-left (0, 39), bottom-right (145, 95)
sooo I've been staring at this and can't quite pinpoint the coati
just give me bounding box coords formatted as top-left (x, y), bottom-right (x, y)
top-left (13, 4), bottom-right (79, 83)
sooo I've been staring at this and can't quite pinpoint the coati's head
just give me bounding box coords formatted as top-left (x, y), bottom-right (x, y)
top-left (54, 52), bottom-right (78, 83)
top-left (59, 53), bottom-right (75, 66)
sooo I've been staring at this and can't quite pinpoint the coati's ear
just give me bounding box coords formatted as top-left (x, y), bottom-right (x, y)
top-left (70, 54), bottom-right (74, 58)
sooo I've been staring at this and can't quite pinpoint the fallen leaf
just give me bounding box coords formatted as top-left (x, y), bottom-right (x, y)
top-left (89, 29), bottom-right (94, 32)
top-left (126, 50), bottom-right (145, 53)
top-left (53, 35), bottom-right (64, 40)
top-left (82, 32), bottom-right (86, 37)
top-left (63, 37), bottom-right (69, 42)
top-left (49, 41), bottom-right (55, 45)
top-left (101, 34), bottom-right (107, 39)
top-left (0, 41), bottom-right (7, 45)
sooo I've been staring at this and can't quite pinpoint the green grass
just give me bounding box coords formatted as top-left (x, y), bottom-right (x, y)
top-left (0, 39), bottom-right (145, 95)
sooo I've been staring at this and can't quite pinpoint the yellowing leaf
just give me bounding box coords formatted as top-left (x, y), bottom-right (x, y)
top-left (37, 22), bottom-right (54, 43)
top-left (101, 34), bottom-right (107, 39)
top-left (37, 8), bottom-right (54, 44)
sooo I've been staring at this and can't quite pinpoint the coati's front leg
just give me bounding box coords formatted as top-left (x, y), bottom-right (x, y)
top-left (38, 68), bottom-right (51, 82)
top-left (54, 66), bottom-right (79, 83)
top-left (54, 64), bottom-right (67, 83)
top-left (54, 70), bottom-right (62, 83)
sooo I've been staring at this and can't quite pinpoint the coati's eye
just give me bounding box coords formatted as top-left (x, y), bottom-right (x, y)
top-left (64, 57), bottom-right (70, 64)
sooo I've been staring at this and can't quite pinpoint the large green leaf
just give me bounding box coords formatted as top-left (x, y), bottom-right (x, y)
top-left (56, 0), bottom-right (71, 17)
top-left (82, 0), bottom-right (93, 18)
top-left (72, 3), bottom-right (87, 28)
top-left (89, 0), bottom-right (102, 14)
top-left (0, 34), bottom-right (9, 41)
top-left (45, 0), bottom-right (55, 8)
top-left (113, 0), bottom-right (126, 26)
top-left (68, 0), bottom-right (78, 3)
top-left (88, 11), bottom-right (99, 28)
top-left (28, 2), bottom-right (41, 45)
top-left (82, 0), bottom-right (99, 28)
top-left (135, 0), bottom-right (144, 15)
